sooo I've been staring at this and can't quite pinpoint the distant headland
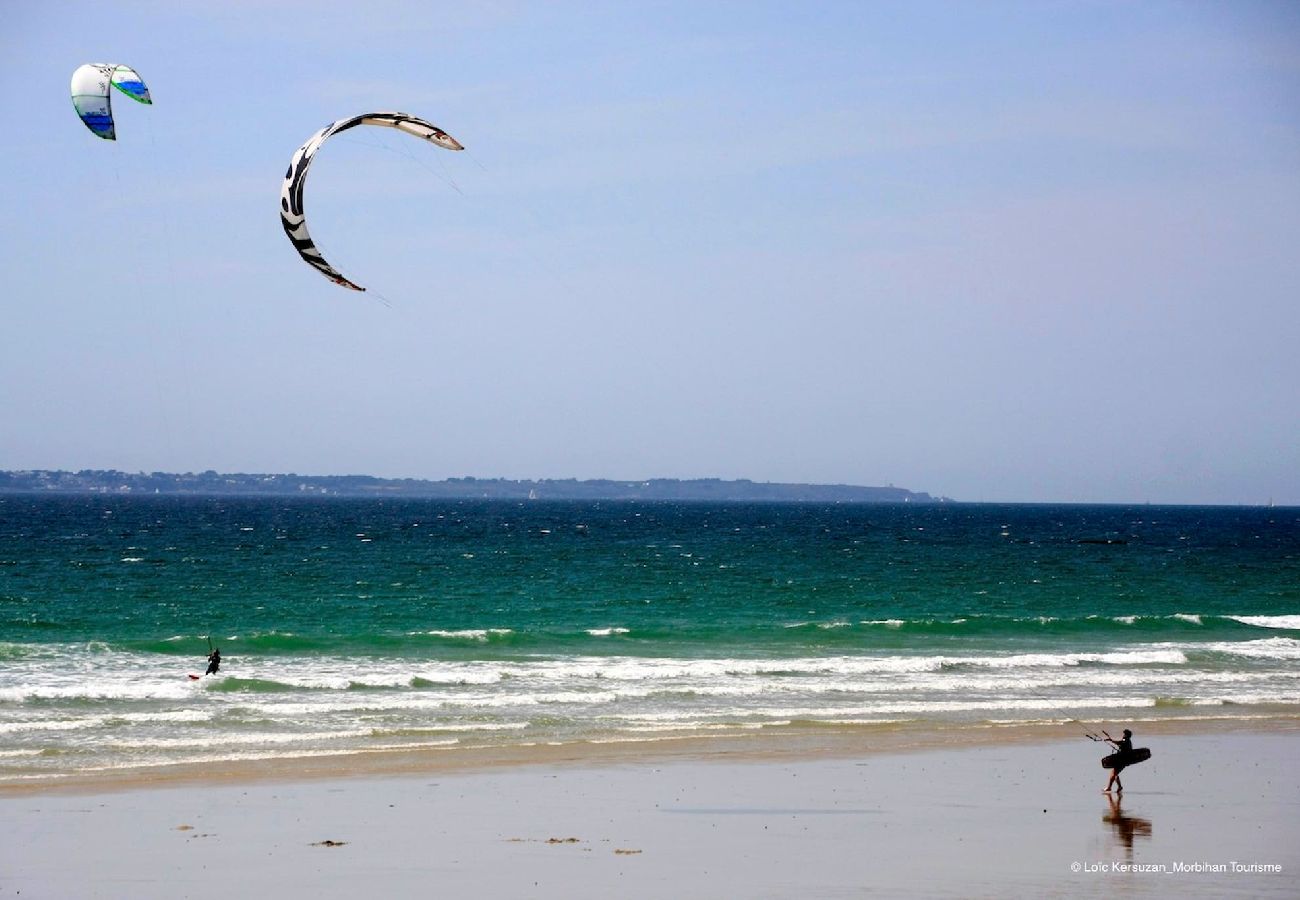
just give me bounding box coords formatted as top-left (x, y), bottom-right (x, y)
top-left (0, 470), bottom-right (947, 504)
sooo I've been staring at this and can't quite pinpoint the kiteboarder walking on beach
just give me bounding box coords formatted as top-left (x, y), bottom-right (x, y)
top-left (1103, 729), bottom-right (1133, 793)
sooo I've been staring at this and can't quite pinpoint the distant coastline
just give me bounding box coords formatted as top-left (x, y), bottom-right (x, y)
top-left (0, 469), bottom-right (945, 504)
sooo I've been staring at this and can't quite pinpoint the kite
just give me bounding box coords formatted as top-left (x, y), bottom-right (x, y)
top-left (279, 112), bottom-right (464, 292)
top-left (71, 64), bottom-right (151, 140)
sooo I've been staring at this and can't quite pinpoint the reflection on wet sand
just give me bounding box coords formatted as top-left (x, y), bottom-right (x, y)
top-left (1103, 794), bottom-right (1153, 857)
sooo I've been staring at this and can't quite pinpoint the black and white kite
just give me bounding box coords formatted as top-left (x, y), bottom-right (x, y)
top-left (279, 112), bottom-right (464, 292)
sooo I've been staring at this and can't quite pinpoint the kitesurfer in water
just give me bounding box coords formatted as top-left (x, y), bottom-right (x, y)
top-left (1103, 729), bottom-right (1133, 793)
top-left (205, 647), bottom-right (221, 676)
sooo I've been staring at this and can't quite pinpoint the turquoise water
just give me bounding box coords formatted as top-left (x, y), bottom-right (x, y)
top-left (1, 496), bottom-right (1297, 782)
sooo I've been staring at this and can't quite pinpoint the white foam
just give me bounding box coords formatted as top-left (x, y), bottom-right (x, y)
top-left (1195, 638), bottom-right (1300, 660)
top-left (1173, 613), bottom-right (1203, 625)
top-left (797, 718), bottom-right (915, 727)
top-left (582, 733), bottom-right (754, 747)
top-left (944, 649), bottom-right (1187, 669)
top-left (603, 697), bottom-right (1166, 720)
top-left (0, 718), bottom-right (96, 735)
top-left (119, 709), bottom-right (213, 724)
top-left (0, 682), bottom-right (195, 703)
top-left (411, 668), bottom-right (503, 685)
top-left (586, 628), bottom-right (630, 636)
top-left (370, 722), bottom-right (529, 735)
top-left (107, 728), bottom-right (373, 750)
top-left (524, 655), bottom-right (947, 681)
top-left (618, 722), bottom-right (768, 734)
top-left (4, 632), bottom-right (1298, 782)
top-left (416, 629), bottom-right (513, 641)
top-left (0, 707), bottom-right (216, 736)
top-left (1227, 615), bottom-right (1300, 631)
top-left (361, 739), bottom-right (461, 752)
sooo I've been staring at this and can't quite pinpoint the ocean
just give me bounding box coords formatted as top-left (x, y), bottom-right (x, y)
top-left (1, 496), bottom-right (1297, 784)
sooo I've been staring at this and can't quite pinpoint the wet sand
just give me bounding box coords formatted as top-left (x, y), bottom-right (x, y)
top-left (2, 726), bottom-right (1297, 898)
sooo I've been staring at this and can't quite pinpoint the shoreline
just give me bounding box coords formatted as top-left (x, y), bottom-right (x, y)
top-left (6, 711), bottom-right (1296, 798)
top-left (4, 722), bottom-right (1296, 898)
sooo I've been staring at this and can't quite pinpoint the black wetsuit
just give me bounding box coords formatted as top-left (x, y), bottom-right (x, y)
top-left (206, 651), bottom-right (221, 675)
top-left (1111, 735), bottom-right (1133, 769)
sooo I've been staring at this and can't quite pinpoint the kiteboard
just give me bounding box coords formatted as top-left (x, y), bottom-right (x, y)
top-left (1102, 747), bottom-right (1151, 769)
top-left (187, 673), bottom-right (201, 680)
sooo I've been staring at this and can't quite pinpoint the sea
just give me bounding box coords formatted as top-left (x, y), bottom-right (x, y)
top-left (1, 495), bottom-right (1297, 784)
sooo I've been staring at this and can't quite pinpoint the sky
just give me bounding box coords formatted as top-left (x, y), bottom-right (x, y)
top-left (1, 1), bottom-right (1297, 504)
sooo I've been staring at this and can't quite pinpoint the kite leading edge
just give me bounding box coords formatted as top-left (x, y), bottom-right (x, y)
top-left (279, 112), bottom-right (464, 292)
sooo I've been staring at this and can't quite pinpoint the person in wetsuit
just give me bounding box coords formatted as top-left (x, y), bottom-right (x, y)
top-left (1103, 728), bottom-right (1133, 793)
top-left (205, 647), bottom-right (221, 676)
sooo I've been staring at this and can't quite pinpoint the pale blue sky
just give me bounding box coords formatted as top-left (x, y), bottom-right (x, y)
top-left (2, 1), bottom-right (1297, 503)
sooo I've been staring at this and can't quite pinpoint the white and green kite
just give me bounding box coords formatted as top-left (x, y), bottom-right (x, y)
top-left (70, 63), bottom-right (151, 140)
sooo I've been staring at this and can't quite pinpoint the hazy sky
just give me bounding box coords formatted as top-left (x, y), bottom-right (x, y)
top-left (2, 1), bottom-right (1297, 504)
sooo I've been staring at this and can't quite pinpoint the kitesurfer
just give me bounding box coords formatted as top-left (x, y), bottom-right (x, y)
top-left (205, 647), bottom-right (221, 676)
top-left (1103, 728), bottom-right (1133, 793)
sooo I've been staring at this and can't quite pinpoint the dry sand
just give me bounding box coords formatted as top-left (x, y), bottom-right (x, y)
top-left (2, 724), bottom-right (1297, 898)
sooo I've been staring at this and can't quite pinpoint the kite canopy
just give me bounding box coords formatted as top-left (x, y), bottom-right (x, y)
top-left (71, 64), bottom-right (151, 140)
top-left (279, 111), bottom-right (465, 292)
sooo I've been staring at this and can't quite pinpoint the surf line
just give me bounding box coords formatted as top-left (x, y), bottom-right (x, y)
top-left (1016, 681), bottom-right (1110, 743)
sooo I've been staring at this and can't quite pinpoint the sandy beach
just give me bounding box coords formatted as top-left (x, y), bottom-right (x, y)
top-left (3, 722), bottom-right (1296, 899)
